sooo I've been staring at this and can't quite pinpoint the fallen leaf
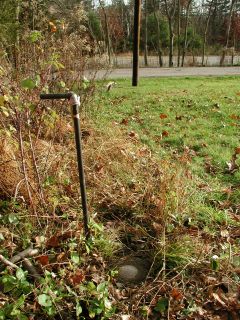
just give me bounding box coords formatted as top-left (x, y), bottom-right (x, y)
top-left (171, 288), bottom-right (183, 301)
top-left (205, 159), bottom-right (216, 174)
top-left (230, 114), bottom-right (240, 120)
top-left (49, 21), bottom-right (57, 33)
top-left (120, 118), bottom-right (129, 125)
top-left (235, 147), bottom-right (240, 154)
top-left (94, 163), bottom-right (104, 174)
top-left (60, 231), bottom-right (73, 241)
top-left (69, 270), bottom-right (85, 286)
top-left (46, 235), bottom-right (60, 248)
top-left (162, 130), bottom-right (169, 137)
top-left (160, 113), bottom-right (168, 119)
top-left (152, 222), bottom-right (162, 235)
top-left (128, 131), bottom-right (138, 139)
top-left (37, 255), bottom-right (49, 266)
top-left (81, 130), bottom-right (91, 139)
top-left (57, 252), bottom-right (67, 262)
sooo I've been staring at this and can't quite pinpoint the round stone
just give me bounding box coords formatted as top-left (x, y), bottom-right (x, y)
top-left (117, 257), bottom-right (150, 284)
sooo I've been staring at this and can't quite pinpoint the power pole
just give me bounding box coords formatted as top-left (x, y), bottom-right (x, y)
top-left (132, 0), bottom-right (141, 86)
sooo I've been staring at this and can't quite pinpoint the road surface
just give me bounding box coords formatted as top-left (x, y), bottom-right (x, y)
top-left (90, 66), bottom-right (240, 79)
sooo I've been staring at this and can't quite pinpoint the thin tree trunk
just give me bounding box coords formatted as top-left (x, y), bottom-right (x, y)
top-left (153, 8), bottom-right (163, 67)
top-left (177, 0), bottom-right (181, 67)
top-left (164, 0), bottom-right (177, 67)
top-left (169, 26), bottom-right (174, 67)
top-left (181, 0), bottom-right (192, 67)
top-left (99, 0), bottom-right (112, 64)
top-left (144, 0), bottom-right (148, 66)
top-left (202, 0), bottom-right (213, 66)
top-left (220, 0), bottom-right (236, 66)
top-left (232, 32), bottom-right (236, 65)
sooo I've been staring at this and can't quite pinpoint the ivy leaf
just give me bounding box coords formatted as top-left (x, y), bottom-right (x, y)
top-left (16, 268), bottom-right (26, 281)
top-left (76, 302), bottom-right (82, 316)
top-left (97, 282), bottom-right (107, 293)
top-left (71, 252), bottom-right (80, 264)
top-left (38, 294), bottom-right (52, 307)
top-left (154, 297), bottom-right (169, 313)
top-left (21, 78), bottom-right (36, 90)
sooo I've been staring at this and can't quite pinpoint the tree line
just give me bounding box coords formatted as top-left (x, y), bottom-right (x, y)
top-left (1, 0), bottom-right (240, 68)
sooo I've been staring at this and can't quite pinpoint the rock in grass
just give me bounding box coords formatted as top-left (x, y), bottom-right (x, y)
top-left (117, 257), bottom-right (150, 284)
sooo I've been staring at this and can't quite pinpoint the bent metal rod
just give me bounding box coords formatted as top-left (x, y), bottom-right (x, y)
top-left (40, 92), bottom-right (90, 239)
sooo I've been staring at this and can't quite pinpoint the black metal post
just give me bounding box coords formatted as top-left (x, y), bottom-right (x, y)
top-left (40, 92), bottom-right (90, 239)
top-left (71, 99), bottom-right (90, 239)
top-left (132, 0), bottom-right (141, 86)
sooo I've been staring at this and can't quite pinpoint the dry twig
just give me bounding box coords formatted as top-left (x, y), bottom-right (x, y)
top-left (0, 254), bottom-right (18, 269)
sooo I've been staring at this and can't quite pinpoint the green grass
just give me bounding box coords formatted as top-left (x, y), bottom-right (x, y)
top-left (89, 76), bottom-right (240, 241)
top-left (92, 76), bottom-right (240, 197)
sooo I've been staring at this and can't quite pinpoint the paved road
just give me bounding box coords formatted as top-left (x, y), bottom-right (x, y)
top-left (90, 66), bottom-right (240, 79)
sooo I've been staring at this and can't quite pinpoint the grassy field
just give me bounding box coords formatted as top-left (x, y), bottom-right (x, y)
top-left (92, 76), bottom-right (240, 212)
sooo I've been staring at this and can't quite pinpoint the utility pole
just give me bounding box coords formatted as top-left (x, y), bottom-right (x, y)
top-left (132, 0), bottom-right (141, 86)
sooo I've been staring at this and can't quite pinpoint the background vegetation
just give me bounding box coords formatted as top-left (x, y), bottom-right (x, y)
top-left (1, 0), bottom-right (240, 68)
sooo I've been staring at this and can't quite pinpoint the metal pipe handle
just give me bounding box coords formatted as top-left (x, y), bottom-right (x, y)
top-left (40, 92), bottom-right (73, 100)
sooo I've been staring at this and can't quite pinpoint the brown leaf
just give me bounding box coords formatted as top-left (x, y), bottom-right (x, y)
top-left (57, 252), bottom-right (67, 262)
top-left (128, 131), bottom-right (139, 139)
top-left (37, 255), bottom-right (49, 266)
top-left (69, 270), bottom-right (85, 286)
top-left (82, 130), bottom-right (91, 140)
top-left (60, 231), bottom-right (73, 241)
top-left (235, 147), bottom-right (240, 154)
top-left (230, 114), bottom-right (240, 120)
top-left (205, 159), bottom-right (216, 174)
top-left (171, 288), bottom-right (183, 301)
top-left (160, 113), bottom-right (168, 119)
top-left (152, 222), bottom-right (162, 235)
top-left (94, 163), bottom-right (104, 174)
top-left (120, 118), bottom-right (129, 125)
top-left (162, 130), bottom-right (169, 137)
top-left (46, 235), bottom-right (60, 248)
